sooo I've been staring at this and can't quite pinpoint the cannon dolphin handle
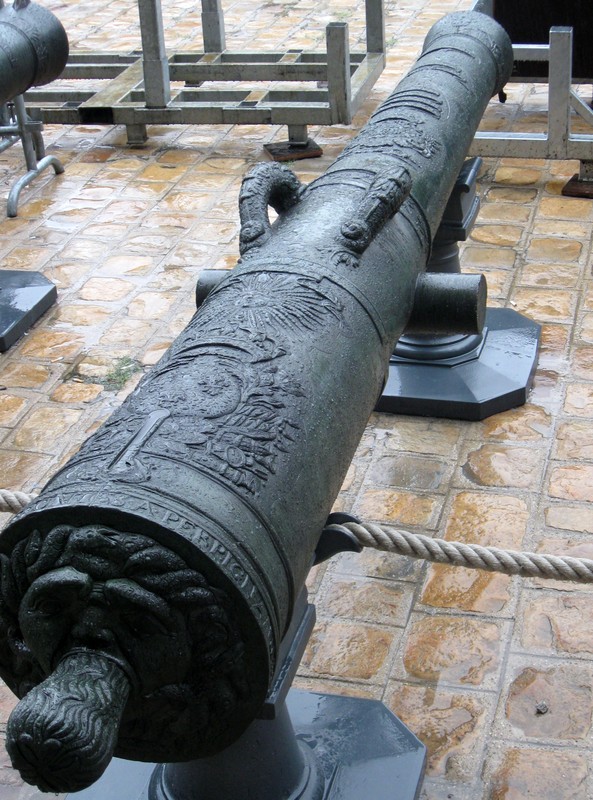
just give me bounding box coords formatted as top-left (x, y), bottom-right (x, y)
top-left (0, 0), bottom-right (69, 105)
top-left (0, 10), bottom-right (513, 793)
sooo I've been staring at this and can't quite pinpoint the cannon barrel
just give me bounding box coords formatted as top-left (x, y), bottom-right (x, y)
top-left (0, 10), bottom-right (512, 794)
top-left (0, 0), bottom-right (68, 106)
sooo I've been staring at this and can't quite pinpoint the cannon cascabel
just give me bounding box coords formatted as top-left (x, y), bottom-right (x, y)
top-left (0, 10), bottom-right (512, 793)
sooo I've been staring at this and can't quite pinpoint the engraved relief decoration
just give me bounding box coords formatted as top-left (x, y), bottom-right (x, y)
top-left (0, 269), bottom-right (348, 789)
top-left (67, 271), bottom-right (344, 496)
top-left (335, 85), bottom-right (445, 169)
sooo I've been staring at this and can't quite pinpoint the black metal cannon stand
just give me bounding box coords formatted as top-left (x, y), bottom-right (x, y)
top-left (376, 158), bottom-right (541, 421)
top-left (0, 269), bottom-right (56, 352)
top-left (67, 586), bottom-right (425, 800)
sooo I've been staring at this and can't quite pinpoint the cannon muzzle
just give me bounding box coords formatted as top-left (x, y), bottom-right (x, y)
top-left (0, 0), bottom-right (69, 106)
top-left (0, 9), bottom-right (512, 793)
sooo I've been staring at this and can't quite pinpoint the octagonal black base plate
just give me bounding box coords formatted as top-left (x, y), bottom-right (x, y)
top-left (376, 308), bottom-right (541, 421)
top-left (0, 269), bottom-right (57, 352)
top-left (66, 691), bottom-right (426, 800)
top-left (286, 691), bottom-right (426, 800)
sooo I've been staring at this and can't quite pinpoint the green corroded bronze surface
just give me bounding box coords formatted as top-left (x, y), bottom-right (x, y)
top-left (0, 0), bottom-right (69, 106)
top-left (0, 10), bottom-right (512, 793)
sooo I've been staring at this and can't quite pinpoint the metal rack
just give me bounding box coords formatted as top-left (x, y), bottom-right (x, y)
top-left (23, 0), bottom-right (386, 154)
top-left (470, 0), bottom-right (593, 195)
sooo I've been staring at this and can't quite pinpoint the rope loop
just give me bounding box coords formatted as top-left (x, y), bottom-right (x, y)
top-left (0, 489), bottom-right (35, 515)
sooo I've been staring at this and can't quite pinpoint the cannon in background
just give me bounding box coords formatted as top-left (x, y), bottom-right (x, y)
top-left (0, 10), bottom-right (513, 796)
top-left (0, 0), bottom-right (68, 105)
top-left (0, 0), bottom-right (69, 350)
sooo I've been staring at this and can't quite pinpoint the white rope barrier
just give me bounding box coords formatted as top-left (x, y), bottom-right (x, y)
top-left (3, 489), bottom-right (593, 583)
top-left (0, 489), bottom-right (36, 515)
top-left (336, 521), bottom-right (593, 583)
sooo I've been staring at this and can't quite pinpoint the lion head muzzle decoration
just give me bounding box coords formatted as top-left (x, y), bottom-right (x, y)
top-left (0, 524), bottom-right (253, 792)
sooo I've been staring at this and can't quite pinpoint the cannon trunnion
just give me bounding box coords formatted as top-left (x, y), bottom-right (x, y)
top-left (0, 10), bottom-right (513, 795)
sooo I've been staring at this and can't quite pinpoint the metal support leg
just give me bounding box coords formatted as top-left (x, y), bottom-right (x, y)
top-left (288, 125), bottom-right (308, 146)
top-left (201, 0), bottom-right (225, 52)
top-left (125, 123), bottom-right (149, 145)
top-left (578, 160), bottom-right (593, 181)
top-left (365, 0), bottom-right (385, 54)
top-left (5, 95), bottom-right (64, 218)
top-left (547, 27), bottom-right (572, 158)
top-left (137, 0), bottom-right (171, 107)
top-left (31, 129), bottom-right (46, 160)
top-left (14, 94), bottom-right (40, 172)
top-left (327, 22), bottom-right (351, 124)
top-left (0, 102), bottom-right (19, 155)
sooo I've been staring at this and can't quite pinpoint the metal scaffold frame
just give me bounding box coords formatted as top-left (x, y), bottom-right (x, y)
top-left (470, 0), bottom-right (593, 192)
top-left (22, 0), bottom-right (386, 150)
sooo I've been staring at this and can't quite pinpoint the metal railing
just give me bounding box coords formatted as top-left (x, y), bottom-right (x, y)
top-left (23, 0), bottom-right (386, 148)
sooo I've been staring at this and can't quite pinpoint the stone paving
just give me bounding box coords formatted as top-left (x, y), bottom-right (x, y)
top-left (1, 0), bottom-right (593, 797)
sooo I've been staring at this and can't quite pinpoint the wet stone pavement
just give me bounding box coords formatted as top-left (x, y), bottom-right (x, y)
top-left (1, 0), bottom-right (593, 797)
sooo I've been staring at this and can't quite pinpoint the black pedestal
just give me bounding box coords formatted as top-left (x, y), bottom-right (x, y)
top-left (376, 307), bottom-right (541, 421)
top-left (561, 173), bottom-right (593, 199)
top-left (264, 139), bottom-right (323, 161)
top-left (66, 690), bottom-right (426, 800)
top-left (0, 269), bottom-right (57, 351)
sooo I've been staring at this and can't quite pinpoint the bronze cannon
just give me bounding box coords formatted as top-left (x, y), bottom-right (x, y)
top-left (0, 0), bottom-right (68, 106)
top-left (0, 10), bottom-right (512, 794)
